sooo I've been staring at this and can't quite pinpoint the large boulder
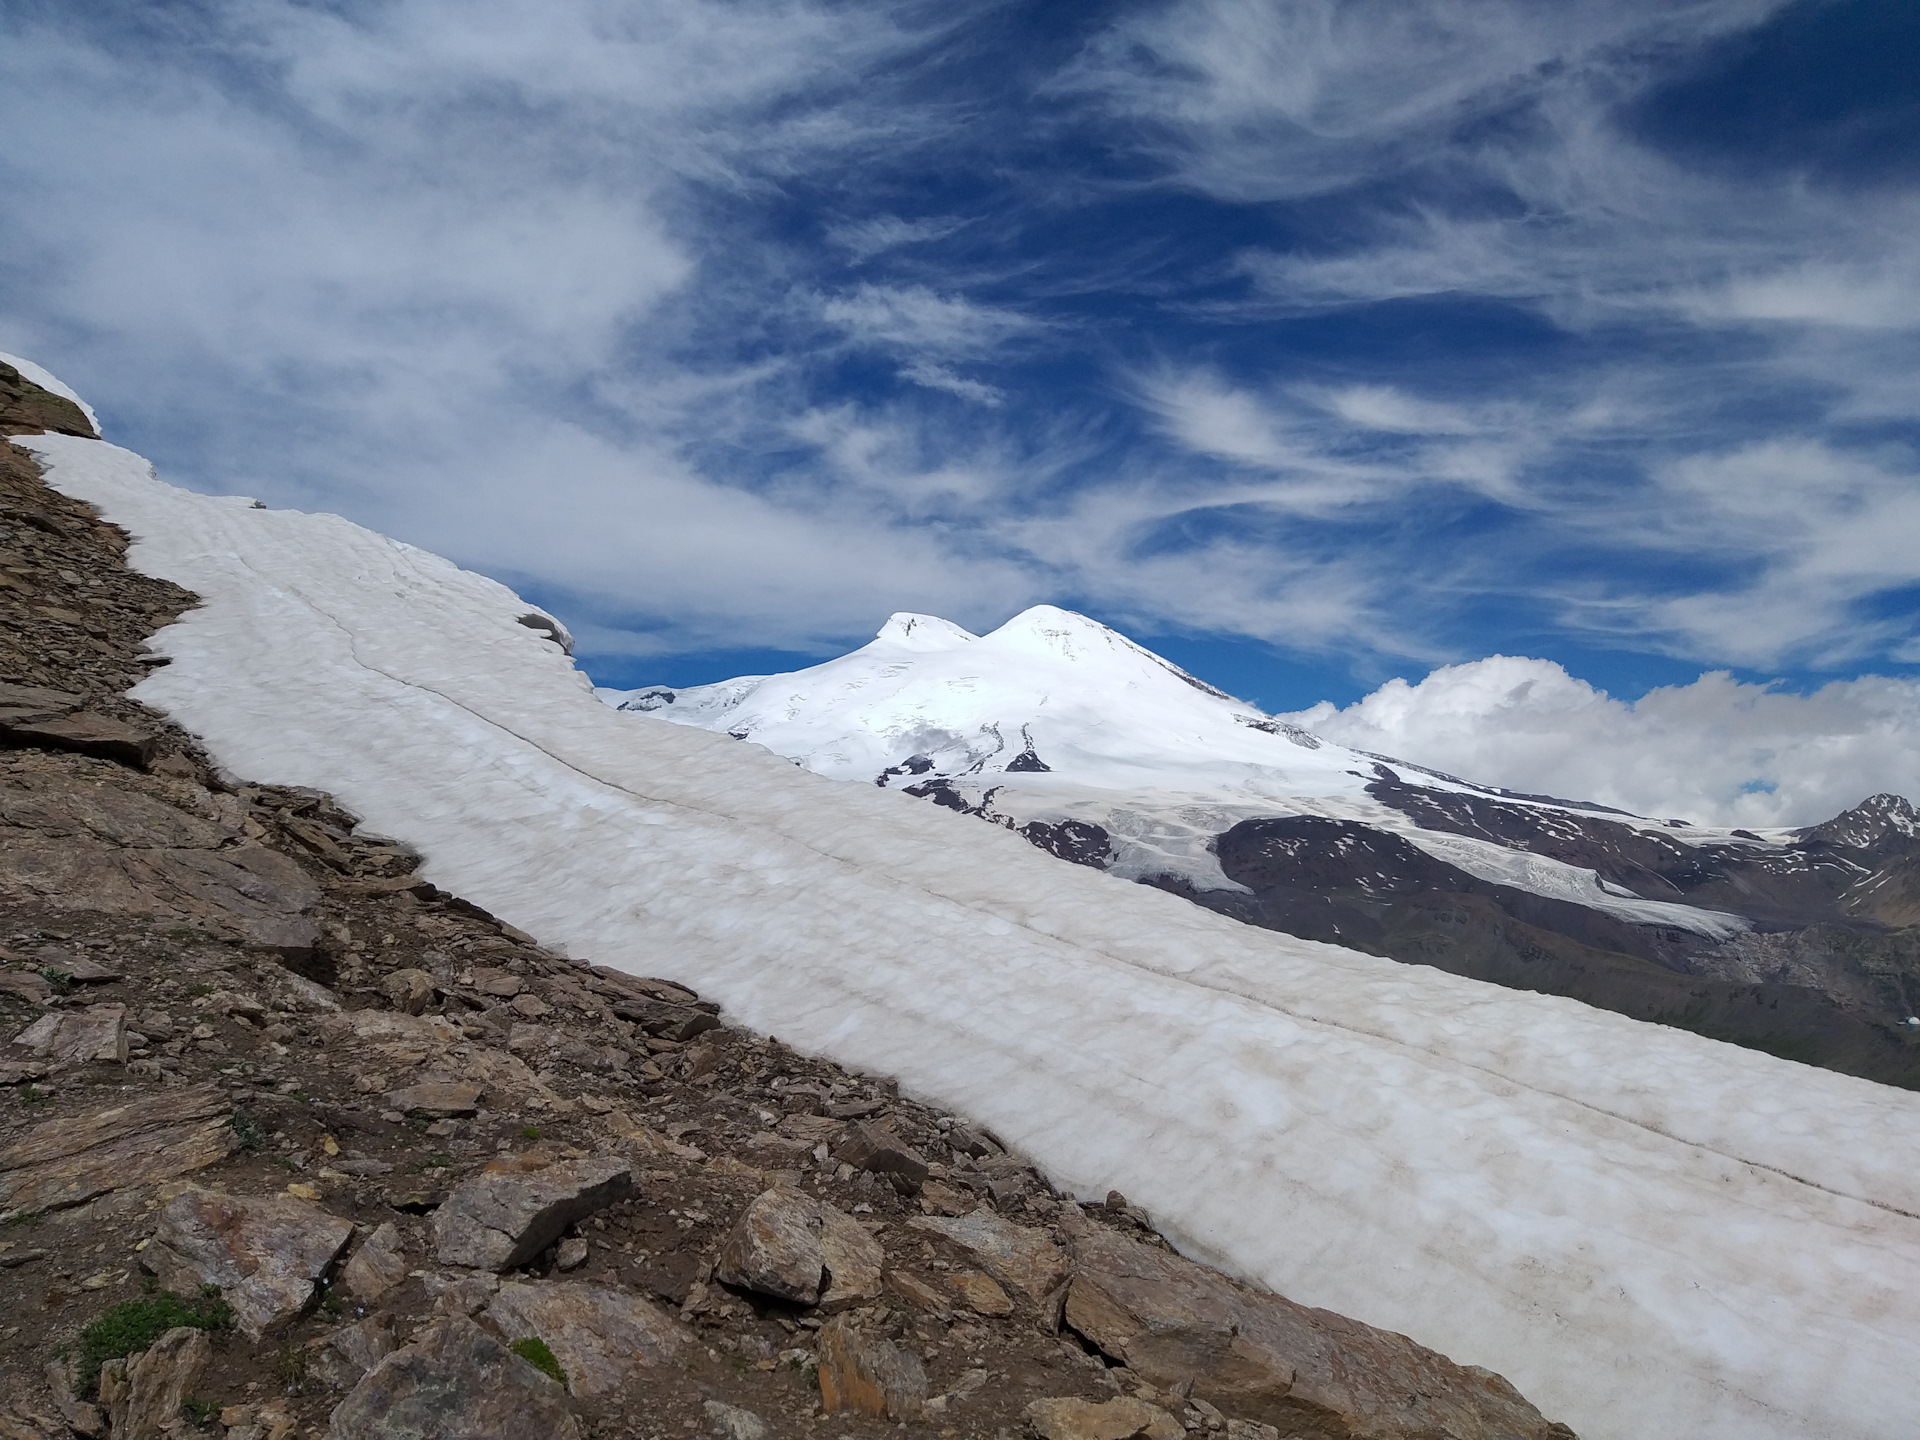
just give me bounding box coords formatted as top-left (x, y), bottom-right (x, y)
top-left (713, 1187), bottom-right (884, 1311)
top-left (1064, 1226), bottom-right (1574, 1440)
top-left (326, 1314), bottom-right (579, 1440)
top-left (485, 1280), bottom-right (690, 1396)
top-left (433, 1154), bottom-right (635, 1271)
top-left (145, 1187), bottom-right (356, 1339)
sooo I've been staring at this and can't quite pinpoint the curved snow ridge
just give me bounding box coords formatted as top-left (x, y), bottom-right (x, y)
top-left (22, 429), bottom-right (1920, 1440)
top-left (1, 351), bottom-right (101, 435)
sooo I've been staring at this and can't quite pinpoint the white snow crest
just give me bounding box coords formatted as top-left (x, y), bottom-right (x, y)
top-left (20, 426), bottom-right (1920, 1440)
top-left (1, 350), bottom-right (101, 435)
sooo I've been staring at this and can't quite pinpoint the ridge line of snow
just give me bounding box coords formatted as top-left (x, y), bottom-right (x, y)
top-left (206, 560), bottom-right (1888, 1212)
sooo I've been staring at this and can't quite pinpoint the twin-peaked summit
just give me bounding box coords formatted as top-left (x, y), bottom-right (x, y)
top-left (610, 606), bottom-right (1920, 1090)
top-left (611, 604), bottom-right (1346, 797)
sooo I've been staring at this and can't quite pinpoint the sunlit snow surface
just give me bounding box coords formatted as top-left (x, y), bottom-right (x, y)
top-left (605, 609), bottom-right (1752, 939)
top-left (18, 420), bottom-right (1920, 1440)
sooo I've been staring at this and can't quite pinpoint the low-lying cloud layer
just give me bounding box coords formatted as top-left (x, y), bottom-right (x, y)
top-left (1291, 659), bottom-right (1920, 828)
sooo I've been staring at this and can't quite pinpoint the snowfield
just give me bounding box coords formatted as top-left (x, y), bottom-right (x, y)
top-left (14, 399), bottom-right (1920, 1440)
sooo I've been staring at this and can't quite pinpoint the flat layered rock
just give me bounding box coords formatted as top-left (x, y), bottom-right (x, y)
top-left (0, 770), bottom-right (322, 953)
top-left (470, 967), bottom-right (523, 998)
top-left (312, 1314), bottom-right (399, 1391)
top-left (0, 1084), bottom-right (235, 1215)
top-left (486, 1279), bottom-right (691, 1397)
top-left (132, 845), bottom-right (322, 956)
top-left (433, 1154), bottom-right (636, 1271)
top-left (1065, 1226), bottom-right (1575, 1440)
top-left (8, 1002), bottom-right (127, 1069)
top-left (4, 712), bottom-right (158, 769)
top-left (29, 952), bottom-right (122, 985)
top-left (910, 1210), bottom-right (1068, 1301)
top-left (321, 1009), bottom-right (462, 1049)
top-left (950, 1271), bottom-right (1013, 1317)
top-left (832, 1121), bottom-right (928, 1190)
top-left (385, 1082), bottom-right (485, 1117)
top-left (0, 970), bottom-right (52, 1005)
top-left (146, 1187), bottom-right (356, 1339)
top-left (327, 1314), bottom-right (579, 1440)
top-left (713, 1187), bottom-right (884, 1311)
top-left (0, 681), bottom-right (83, 718)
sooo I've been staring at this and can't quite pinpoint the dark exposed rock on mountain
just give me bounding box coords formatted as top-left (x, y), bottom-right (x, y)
top-left (1203, 789), bottom-right (1920, 1087)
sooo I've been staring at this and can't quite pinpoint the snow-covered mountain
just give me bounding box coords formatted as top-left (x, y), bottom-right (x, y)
top-left (609, 606), bottom-right (1920, 1087)
top-left (19, 352), bottom-right (1920, 1440)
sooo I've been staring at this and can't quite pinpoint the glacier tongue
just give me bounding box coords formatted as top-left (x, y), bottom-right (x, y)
top-left (21, 422), bottom-right (1920, 1440)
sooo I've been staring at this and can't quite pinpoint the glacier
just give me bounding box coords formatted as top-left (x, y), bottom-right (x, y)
top-left (11, 387), bottom-right (1920, 1440)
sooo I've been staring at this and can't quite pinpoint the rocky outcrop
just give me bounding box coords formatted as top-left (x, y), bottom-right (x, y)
top-left (0, 765), bottom-right (324, 957)
top-left (1064, 1223), bottom-right (1574, 1440)
top-left (0, 363), bottom-right (95, 438)
top-left (911, 1208), bottom-right (1069, 1301)
top-left (340, 1221), bottom-right (410, 1302)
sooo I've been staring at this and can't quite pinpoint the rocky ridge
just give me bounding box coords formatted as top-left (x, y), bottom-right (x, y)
top-left (0, 366), bottom-right (1572, 1440)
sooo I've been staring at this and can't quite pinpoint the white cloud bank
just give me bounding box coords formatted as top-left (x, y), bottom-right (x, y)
top-left (1287, 657), bottom-right (1920, 828)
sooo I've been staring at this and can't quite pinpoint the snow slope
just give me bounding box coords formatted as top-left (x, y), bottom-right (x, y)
top-left (15, 404), bottom-right (1920, 1440)
top-left (606, 608), bottom-right (1750, 937)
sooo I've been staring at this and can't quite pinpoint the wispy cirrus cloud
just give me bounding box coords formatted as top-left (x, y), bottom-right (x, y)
top-left (1, 0), bottom-right (1916, 750)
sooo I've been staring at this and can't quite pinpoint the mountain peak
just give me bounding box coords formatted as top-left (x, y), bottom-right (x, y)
top-left (874, 612), bottom-right (977, 651)
top-left (1802, 792), bottom-right (1920, 851)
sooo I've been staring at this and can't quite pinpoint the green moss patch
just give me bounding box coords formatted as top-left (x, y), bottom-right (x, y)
top-left (509, 1335), bottom-right (566, 1387)
top-left (78, 1291), bottom-right (232, 1397)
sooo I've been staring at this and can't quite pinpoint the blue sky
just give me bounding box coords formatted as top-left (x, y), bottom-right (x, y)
top-left (3, 1), bottom-right (1919, 818)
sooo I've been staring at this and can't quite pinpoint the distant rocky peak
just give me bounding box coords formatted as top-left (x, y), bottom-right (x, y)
top-left (1801, 792), bottom-right (1920, 851)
